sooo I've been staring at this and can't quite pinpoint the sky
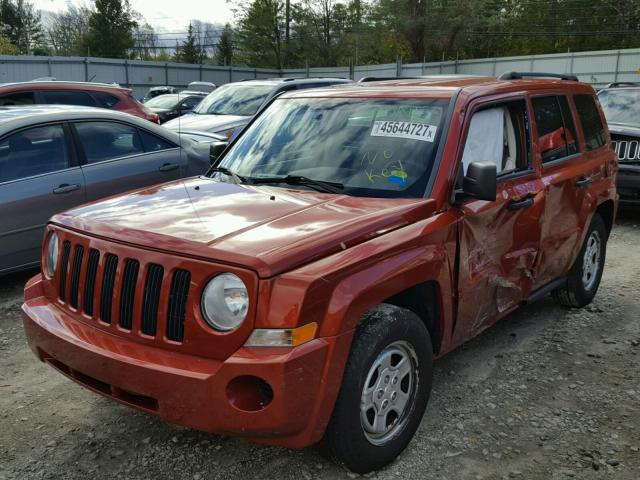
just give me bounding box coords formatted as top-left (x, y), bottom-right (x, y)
top-left (32, 0), bottom-right (235, 33)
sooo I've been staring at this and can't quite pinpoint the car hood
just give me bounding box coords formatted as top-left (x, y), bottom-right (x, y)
top-left (163, 113), bottom-right (250, 133)
top-left (52, 178), bottom-right (436, 278)
top-left (607, 122), bottom-right (640, 136)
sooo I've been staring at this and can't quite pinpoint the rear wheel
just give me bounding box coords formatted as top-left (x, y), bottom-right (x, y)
top-left (321, 304), bottom-right (433, 474)
top-left (552, 213), bottom-right (607, 308)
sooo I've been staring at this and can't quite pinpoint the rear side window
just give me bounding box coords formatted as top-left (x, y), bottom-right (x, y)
top-left (92, 92), bottom-right (120, 109)
top-left (40, 90), bottom-right (97, 107)
top-left (139, 130), bottom-right (176, 152)
top-left (532, 95), bottom-right (578, 163)
top-left (75, 121), bottom-right (144, 163)
top-left (0, 91), bottom-right (35, 106)
top-left (574, 94), bottom-right (607, 150)
top-left (0, 124), bottom-right (70, 183)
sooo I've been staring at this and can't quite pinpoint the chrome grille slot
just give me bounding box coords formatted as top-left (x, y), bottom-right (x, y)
top-left (167, 269), bottom-right (191, 342)
top-left (118, 259), bottom-right (140, 330)
top-left (83, 249), bottom-right (100, 316)
top-left (141, 264), bottom-right (164, 336)
top-left (69, 245), bottom-right (84, 309)
top-left (100, 254), bottom-right (119, 324)
top-left (58, 240), bottom-right (71, 301)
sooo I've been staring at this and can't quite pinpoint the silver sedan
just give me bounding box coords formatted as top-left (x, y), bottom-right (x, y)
top-left (0, 105), bottom-right (211, 274)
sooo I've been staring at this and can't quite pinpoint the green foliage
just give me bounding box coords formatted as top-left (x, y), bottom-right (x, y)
top-left (0, 0), bottom-right (44, 54)
top-left (81, 0), bottom-right (136, 58)
top-left (216, 24), bottom-right (234, 66)
top-left (0, 34), bottom-right (16, 54)
top-left (177, 23), bottom-right (204, 64)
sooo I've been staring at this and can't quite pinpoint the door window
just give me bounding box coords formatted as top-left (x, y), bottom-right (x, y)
top-left (182, 96), bottom-right (202, 109)
top-left (532, 95), bottom-right (578, 163)
top-left (574, 94), bottom-right (607, 150)
top-left (40, 90), bottom-right (96, 107)
top-left (0, 124), bottom-right (70, 183)
top-left (0, 91), bottom-right (36, 106)
top-left (461, 100), bottom-right (531, 176)
top-left (75, 122), bottom-right (144, 163)
top-left (139, 129), bottom-right (176, 152)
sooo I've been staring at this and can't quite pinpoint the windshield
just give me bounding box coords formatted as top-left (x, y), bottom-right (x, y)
top-left (193, 83), bottom-right (273, 116)
top-left (598, 89), bottom-right (640, 126)
top-left (215, 98), bottom-right (450, 198)
top-left (145, 94), bottom-right (180, 109)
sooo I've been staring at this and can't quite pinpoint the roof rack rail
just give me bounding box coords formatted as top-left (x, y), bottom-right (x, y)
top-left (498, 71), bottom-right (578, 81)
top-left (606, 81), bottom-right (640, 88)
top-left (357, 76), bottom-right (421, 83)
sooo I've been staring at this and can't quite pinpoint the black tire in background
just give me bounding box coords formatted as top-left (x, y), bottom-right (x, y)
top-left (553, 213), bottom-right (607, 308)
top-left (321, 304), bottom-right (433, 474)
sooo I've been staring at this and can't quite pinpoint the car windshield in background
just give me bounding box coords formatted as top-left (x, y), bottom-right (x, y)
top-left (598, 89), bottom-right (640, 126)
top-left (193, 84), bottom-right (273, 116)
top-left (145, 95), bottom-right (180, 109)
top-left (215, 98), bottom-right (450, 198)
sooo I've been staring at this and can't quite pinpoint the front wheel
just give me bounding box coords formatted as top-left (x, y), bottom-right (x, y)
top-left (321, 305), bottom-right (433, 474)
top-left (553, 213), bottom-right (607, 308)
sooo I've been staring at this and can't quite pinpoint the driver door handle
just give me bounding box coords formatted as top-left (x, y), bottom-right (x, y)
top-left (53, 183), bottom-right (80, 194)
top-left (159, 163), bottom-right (179, 172)
top-left (507, 197), bottom-right (534, 210)
top-left (575, 176), bottom-right (593, 188)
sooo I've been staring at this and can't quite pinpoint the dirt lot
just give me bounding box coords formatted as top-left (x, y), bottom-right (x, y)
top-left (1, 210), bottom-right (639, 480)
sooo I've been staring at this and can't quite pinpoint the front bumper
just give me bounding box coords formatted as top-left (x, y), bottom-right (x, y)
top-left (22, 274), bottom-right (352, 448)
top-left (617, 164), bottom-right (640, 204)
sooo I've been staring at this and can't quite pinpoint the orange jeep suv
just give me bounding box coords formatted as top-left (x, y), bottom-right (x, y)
top-left (22, 72), bottom-right (617, 473)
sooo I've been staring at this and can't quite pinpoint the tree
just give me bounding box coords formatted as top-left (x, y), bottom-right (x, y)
top-left (0, 34), bottom-right (16, 54)
top-left (131, 21), bottom-right (159, 60)
top-left (47, 5), bottom-right (91, 56)
top-left (236, 0), bottom-right (285, 69)
top-left (177, 23), bottom-right (203, 64)
top-left (81, 0), bottom-right (136, 58)
top-left (216, 23), bottom-right (234, 66)
top-left (0, 0), bottom-right (44, 54)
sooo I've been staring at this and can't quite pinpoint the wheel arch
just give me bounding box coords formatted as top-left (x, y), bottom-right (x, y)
top-left (595, 199), bottom-right (615, 237)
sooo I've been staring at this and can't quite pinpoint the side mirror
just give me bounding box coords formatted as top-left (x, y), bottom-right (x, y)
top-left (209, 141), bottom-right (228, 164)
top-left (462, 162), bottom-right (497, 201)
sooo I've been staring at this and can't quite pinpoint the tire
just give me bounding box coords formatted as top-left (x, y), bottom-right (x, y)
top-left (552, 213), bottom-right (607, 308)
top-left (320, 304), bottom-right (433, 474)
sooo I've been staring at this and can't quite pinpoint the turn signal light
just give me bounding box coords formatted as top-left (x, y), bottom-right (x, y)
top-left (244, 322), bottom-right (318, 347)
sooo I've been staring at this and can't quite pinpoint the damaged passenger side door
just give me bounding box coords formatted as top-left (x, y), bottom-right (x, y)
top-left (453, 96), bottom-right (545, 345)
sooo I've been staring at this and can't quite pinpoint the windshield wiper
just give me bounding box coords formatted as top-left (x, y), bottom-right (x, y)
top-left (208, 166), bottom-right (246, 184)
top-left (245, 175), bottom-right (344, 194)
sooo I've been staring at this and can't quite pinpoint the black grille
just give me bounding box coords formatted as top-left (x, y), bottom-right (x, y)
top-left (100, 254), bottom-right (119, 324)
top-left (612, 134), bottom-right (640, 163)
top-left (118, 259), bottom-right (140, 330)
top-left (83, 249), bottom-right (100, 316)
top-left (69, 245), bottom-right (84, 309)
top-left (167, 269), bottom-right (191, 342)
top-left (141, 264), bottom-right (164, 336)
top-left (58, 241), bottom-right (71, 301)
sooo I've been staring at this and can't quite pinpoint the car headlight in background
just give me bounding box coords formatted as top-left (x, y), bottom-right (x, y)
top-left (214, 127), bottom-right (238, 139)
top-left (45, 232), bottom-right (59, 278)
top-left (201, 273), bottom-right (249, 331)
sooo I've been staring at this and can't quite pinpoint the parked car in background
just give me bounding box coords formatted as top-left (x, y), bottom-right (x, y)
top-left (0, 105), bottom-right (210, 275)
top-left (21, 74), bottom-right (616, 473)
top-left (598, 82), bottom-right (640, 204)
top-left (185, 81), bottom-right (216, 94)
top-left (144, 93), bottom-right (205, 124)
top-left (0, 81), bottom-right (160, 124)
top-left (163, 77), bottom-right (351, 139)
top-left (142, 86), bottom-right (179, 103)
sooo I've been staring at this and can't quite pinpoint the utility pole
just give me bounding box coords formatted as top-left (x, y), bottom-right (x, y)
top-left (285, 0), bottom-right (290, 67)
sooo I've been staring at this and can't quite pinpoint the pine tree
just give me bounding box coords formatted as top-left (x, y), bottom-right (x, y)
top-left (81, 0), bottom-right (136, 58)
top-left (178, 23), bottom-right (203, 64)
top-left (216, 24), bottom-right (234, 66)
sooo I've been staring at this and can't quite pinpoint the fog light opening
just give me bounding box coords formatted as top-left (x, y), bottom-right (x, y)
top-left (226, 375), bottom-right (274, 412)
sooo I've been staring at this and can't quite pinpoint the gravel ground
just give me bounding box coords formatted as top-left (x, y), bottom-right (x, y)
top-left (1, 210), bottom-right (639, 480)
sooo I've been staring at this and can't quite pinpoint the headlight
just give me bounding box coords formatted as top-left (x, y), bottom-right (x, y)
top-left (214, 127), bottom-right (238, 139)
top-left (45, 232), bottom-right (59, 278)
top-left (201, 273), bottom-right (249, 331)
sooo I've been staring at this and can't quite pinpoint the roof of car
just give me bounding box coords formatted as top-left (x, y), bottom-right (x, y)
top-left (281, 75), bottom-right (594, 100)
top-left (235, 77), bottom-right (351, 87)
top-left (0, 81), bottom-right (129, 92)
top-left (0, 105), bottom-right (179, 140)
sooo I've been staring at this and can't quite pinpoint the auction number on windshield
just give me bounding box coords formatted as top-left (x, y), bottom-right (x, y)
top-left (371, 121), bottom-right (437, 142)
